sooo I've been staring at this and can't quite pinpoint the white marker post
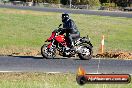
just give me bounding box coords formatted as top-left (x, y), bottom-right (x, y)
top-left (70, 0), bottom-right (72, 8)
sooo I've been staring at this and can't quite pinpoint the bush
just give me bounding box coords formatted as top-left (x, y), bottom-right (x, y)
top-left (88, 0), bottom-right (100, 6)
top-left (61, 0), bottom-right (68, 5)
top-left (41, 0), bottom-right (60, 4)
top-left (62, 0), bottom-right (100, 6)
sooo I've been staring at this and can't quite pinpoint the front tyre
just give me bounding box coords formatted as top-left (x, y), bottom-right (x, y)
top-left (78, 46), bottom-right (93, 60)
top-left (41, 44), bottom-right (56, 59)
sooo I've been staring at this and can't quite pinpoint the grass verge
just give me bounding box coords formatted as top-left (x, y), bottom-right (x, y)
top-left (0, 8), bottom-right (132, 55)
top-left (0, 73), bottom-right (131, 88)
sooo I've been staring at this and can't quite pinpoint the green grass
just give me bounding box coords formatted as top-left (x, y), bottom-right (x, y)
top-left (0, 8), bottom-right (132, 54)
top-left (0, 73), bottom-right (131, 88)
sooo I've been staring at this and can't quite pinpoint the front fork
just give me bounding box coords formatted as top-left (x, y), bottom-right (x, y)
top-left (47, 40), bottom-right (56, 52)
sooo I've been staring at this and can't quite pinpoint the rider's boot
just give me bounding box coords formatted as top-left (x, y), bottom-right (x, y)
top-left (70, 41), bottom-right (75, 50)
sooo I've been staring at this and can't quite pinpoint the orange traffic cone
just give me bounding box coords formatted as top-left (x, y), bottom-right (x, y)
top-left (101, 35), bottom-right (105, 54)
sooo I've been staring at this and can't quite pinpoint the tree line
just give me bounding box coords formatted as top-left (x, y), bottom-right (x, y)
top-left (19, 0), bottom-right (100, 5)
top-left (40, 0), bottom-right (132, 7)
top-left (10, 0), bottom-right (131, 7)
top-left (100, 0), bottom-right (131, 7)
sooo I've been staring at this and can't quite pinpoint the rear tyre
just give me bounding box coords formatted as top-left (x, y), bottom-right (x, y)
top-left (41, 44), bottom-right (56, 59)
top-left (78, 46), bottom-right (93, 60)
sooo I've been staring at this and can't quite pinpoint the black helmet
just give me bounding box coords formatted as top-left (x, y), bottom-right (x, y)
top-left (62, 13), bottom-right (69, 22)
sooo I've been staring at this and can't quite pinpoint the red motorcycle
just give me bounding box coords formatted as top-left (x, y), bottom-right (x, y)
top-left (41, 24), bottom-right (93, 60)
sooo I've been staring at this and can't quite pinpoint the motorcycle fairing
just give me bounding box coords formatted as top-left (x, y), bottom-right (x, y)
top-left (47, 32), bottom-right (56, 41)
top-left (55, 35), bottom-right (65, 42)
top-left (55, 35), bottom-right (67, 46)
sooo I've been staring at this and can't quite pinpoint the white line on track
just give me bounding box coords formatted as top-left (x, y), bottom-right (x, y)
top-left (0, 71), bottom-right (131, 75)
top-left (0, 71), bottom-right (20, 72)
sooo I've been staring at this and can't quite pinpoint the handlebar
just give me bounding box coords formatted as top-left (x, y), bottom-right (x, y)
top-left (58, 24), bottom-right (62, 28)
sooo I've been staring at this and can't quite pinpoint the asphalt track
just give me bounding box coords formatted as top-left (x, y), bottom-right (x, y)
top-left (0, 4), bottom-right (132, 18)
top-left (0, 56), bottom-right (132, 74)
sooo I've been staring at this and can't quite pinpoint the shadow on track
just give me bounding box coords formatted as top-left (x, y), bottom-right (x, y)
top-left (9, 55), bottom-right (69, 60)
top-left (9, 56), bottom-right (43, 59)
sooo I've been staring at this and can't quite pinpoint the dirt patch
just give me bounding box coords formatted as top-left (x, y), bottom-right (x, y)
top-left (11, 50), bottom-right (40, 56)
top-left (95, 51), bottom-right (132, 59)
top-left (0, 48), bottom-right (40, 56)
top-left (0, 48), bottom-right (132, 59)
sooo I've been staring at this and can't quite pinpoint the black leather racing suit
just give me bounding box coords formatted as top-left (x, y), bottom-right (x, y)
top-left (60, 19), bottom-right (80, 47)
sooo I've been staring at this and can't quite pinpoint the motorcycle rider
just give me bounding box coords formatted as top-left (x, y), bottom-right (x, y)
top-left (59, 13), bottom-right (80, 49)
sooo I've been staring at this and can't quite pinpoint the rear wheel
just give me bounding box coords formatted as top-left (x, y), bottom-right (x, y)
top-left (78, 46), bottom-right (93, 60)
top-left (41, 44), bottom-right (56, 59)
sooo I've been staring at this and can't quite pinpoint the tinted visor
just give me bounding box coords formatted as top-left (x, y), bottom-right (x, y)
top-left (62, 14), bottom-right (69, 19)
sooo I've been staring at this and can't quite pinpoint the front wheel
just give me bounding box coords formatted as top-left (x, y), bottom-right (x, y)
top-left (41, 44), bottom-right (56, 59)
top-left (78, 46), bottom-right (93, 60)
